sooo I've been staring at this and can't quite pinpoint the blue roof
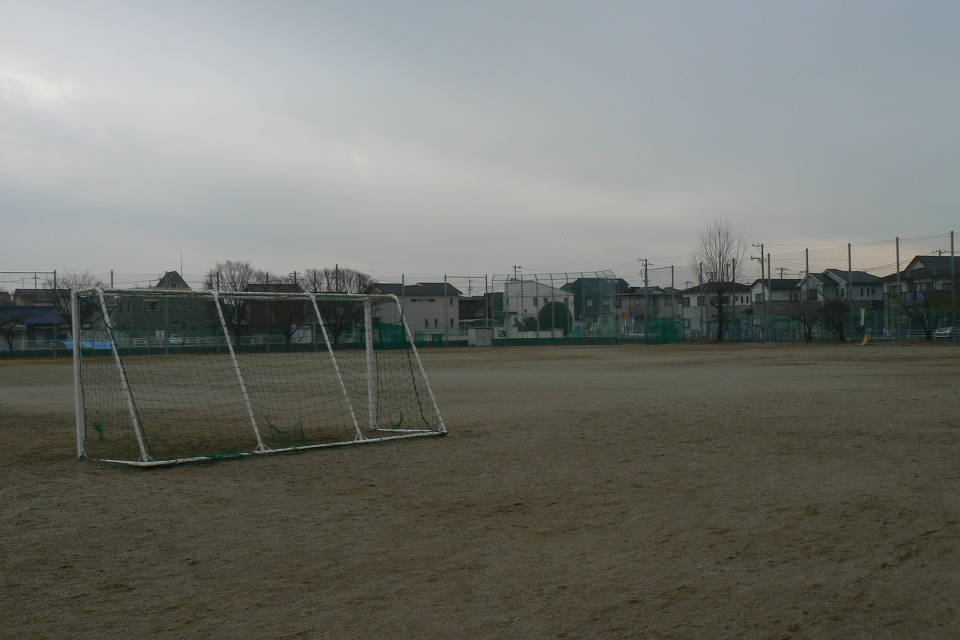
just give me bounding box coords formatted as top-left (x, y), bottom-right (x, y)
top-left (0, 306), bottom-right (65, 325)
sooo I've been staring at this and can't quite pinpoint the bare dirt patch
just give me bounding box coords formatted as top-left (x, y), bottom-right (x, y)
top-left (2, 344), bottom-right (959, 639)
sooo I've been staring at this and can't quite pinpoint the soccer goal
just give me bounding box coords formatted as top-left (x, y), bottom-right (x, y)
top-left (71, 288), bottom-right (446, 466)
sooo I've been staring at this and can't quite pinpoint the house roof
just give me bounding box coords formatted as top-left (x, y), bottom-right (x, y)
top-left (560, 278), bottom-right (630, 295)
top-left (0, 292), bottom-right (9, 304)
top-left (903, 255), bottom-right (959, 279)
top-left (244, 283), bottom-right (304, 293)
top-left (156, 271), bottom-right (191, 289)
top-left (12, 289), bottom-right (68, 304)
top-left (680, 282), bottom-right (752, 294)
top-left (751, 278), bottom-right (801, 291)
top-left (0, 305), bottom-right (64, 325)
top-left (375, 282), bottom-right (463, 296)
top-left (823, 269), bottom-right (882, 284)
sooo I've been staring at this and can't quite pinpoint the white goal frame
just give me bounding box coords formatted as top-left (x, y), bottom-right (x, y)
top-left (72, 288), bottom-right (446, 466)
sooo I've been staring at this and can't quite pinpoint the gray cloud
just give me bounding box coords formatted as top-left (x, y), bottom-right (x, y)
top-left (2, 1), bottom-right (958, 284)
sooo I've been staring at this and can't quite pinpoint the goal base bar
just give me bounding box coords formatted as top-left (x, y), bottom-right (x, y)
top-left (90, 430), bottom-right (445, 467)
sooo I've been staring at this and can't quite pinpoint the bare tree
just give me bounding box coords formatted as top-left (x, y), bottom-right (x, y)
top-left (203, 260), bottom-right (262, 341)
top-left (298, 266), bottom-right (373, 294)
top-left (817, 298), bottom-right (849, 342)
top-left (790, 299), bottom-right (821, 343)
top-left (896, 289), bottom-right (952, 341)
top-left (299, 266), bottom-right (376, 344)
top-left (44, 271), bottom-right (105, 332)
top-left (690, 219), bottom-right (745, 342)
top-left (0, 304), bottom-right (29, 351)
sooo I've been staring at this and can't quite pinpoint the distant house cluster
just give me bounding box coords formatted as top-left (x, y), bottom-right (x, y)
top-left (1, 256), bottom-right (958, 350)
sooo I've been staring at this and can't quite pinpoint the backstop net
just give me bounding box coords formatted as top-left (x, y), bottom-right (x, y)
top-left (71, 289), bottom-right (445, 466)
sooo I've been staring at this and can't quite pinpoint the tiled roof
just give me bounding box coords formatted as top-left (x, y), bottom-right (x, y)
top-left (376, 282), bottom-right (463, 296)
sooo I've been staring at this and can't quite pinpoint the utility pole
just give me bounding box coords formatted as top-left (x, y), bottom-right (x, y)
top-left (641, 258), bottom-right (650, 329)
top-left (290, 271), bottom-right (298, 286)
top-left (512, 265), bottom-right (522, 280)
top-left (730, 257), bottom-right (737, 339)
top-left (751, 243), bottom-right (765, 332)
top-left (671, 265), bottom-right (678, 318)
top-left (951, 230), bottom-right (956, 328)
top-left (847, 243), bottom-right (854, 340)
top-left (895, 236), bottom-right (901, 336)
top-left (778, 267), bottom-right (787, 279)
top-left (698, 262), bottom-right (705, 340)
top-left (805, 248), bottom-right (810, 278)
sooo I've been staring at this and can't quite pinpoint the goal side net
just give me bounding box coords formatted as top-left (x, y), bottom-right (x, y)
top-left (71, 288), bottom-right (446, 466)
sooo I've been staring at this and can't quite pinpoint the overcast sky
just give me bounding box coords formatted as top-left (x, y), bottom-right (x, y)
top-left (2, 1), bottom-right (958, 286)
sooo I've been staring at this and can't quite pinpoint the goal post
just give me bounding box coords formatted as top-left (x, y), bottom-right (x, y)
top-left (72, 288), bottom-right (446, 466)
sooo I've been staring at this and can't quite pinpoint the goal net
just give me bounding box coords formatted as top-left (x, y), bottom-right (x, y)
top-left (71, 288), bottom-right (446, 466)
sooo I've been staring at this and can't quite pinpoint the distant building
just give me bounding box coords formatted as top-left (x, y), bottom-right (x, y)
top-left (156, 271), bottom-right (191, 289)
top-left (12, 289), bottom-right (67, 307)
top-left (374, 282), bottom-right (462, 339)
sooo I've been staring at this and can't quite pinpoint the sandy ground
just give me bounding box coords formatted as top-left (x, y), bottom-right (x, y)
top-left (1, 343), bottom-right (959, 639)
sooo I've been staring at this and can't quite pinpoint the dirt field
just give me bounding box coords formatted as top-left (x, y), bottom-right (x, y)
top-left (2, 343), bottom-right (959, 639)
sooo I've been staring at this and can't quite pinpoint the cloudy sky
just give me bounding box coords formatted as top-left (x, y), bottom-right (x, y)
top-left (2, 1), bottom-right (958, 286)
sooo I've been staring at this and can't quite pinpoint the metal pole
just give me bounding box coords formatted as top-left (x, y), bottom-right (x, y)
top-left (805, 248), bottom-right (809, 278)
top-left (97, 288), bottom-right (150, 462)
top-left (391, 294), bottom-right (446, 433)
top-left (643, 258), bottom-right (650, 339)
top-left (443, 274), bottom-right (448, 344)
top-left (847, 243), bottom-right (854, 340)
top-left (765, 252), bottom-right (771, 326)
top-left (484, 274), bottom-right (489, 329)
top-left (951, 230), bottom-right (956, 328)
top-left (364, 299), bottom-right (377, 430)
top-left (307, 293), bottom-right (362, 440)
top-left (71, 289), bottom-right (85, 459)
top-left (212, 291), bottom-right (265, 451)
top-left (698, 263), bottom-right (704, 341)
top-left (731, 258), bottom-right (737, 341)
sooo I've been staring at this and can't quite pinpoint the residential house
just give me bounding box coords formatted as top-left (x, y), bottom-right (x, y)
top-left (680, 281), bottom-right (753, 338)
top-left (797, 270), bottom-right (884, 334)
top-left (502, 279), bottom-right (573, 334)
top-left (0, 304), bottom-right (65, 349)
top-left (883, 256), bottom-right (959, 333)
top-left (749, 278), bottom-right (802, 331)
top-left (12, 288), bottom-right (68, 307)
top-left (560, 277), bottom-right (630, 335)
top-left (108, 271), bottom-right (214, 341)
top-left (374, 282), bottom-right (462, 340)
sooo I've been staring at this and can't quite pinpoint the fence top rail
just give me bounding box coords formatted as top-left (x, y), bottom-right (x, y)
top-left (79, 288), bottom-right (398, 301)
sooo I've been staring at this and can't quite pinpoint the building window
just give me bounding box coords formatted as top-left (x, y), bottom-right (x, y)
top-left (533, 297), bottom-right (538, 306)
top-left (449, 318), bottom-right (453, 327)
top-left (683, 297), bottom-right (691, 307)
top-left (449, 298), bottom-right (453, 306)
top-left (424, 318), bottom-right (428, 328)
top-left (434, 318), bottom-right (438, 327)
top-left (145, 299), bottom-right (159, 312)
top-left (754, 294), bottom-right (764, 304)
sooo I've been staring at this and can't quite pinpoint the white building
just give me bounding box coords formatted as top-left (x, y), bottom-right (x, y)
top-left (503, 280), bottom-right (573, 319)
top-left (374, 282), bottom-right (462, 341)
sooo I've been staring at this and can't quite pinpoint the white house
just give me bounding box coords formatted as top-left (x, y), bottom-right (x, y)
top-left (502, 279), bottom-right (573, 336)
top-left (680, 281), bottom-right (752, 338)
top-left (373, 282), bottom-right (462, 340)
top-left (798, 270), bottom-right (883, 305)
